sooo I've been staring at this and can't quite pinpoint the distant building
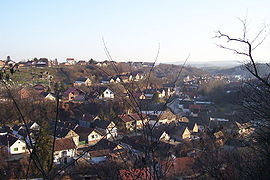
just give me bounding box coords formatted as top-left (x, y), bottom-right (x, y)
top-left (66, 58), bottom-right (76, 65)
top-left (73, 77), bottom-right (92, 86)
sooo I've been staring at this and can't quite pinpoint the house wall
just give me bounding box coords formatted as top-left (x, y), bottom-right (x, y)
top-left (85, 79), bottom-right (92, 86)
top-left (30, 123), bottom-right (40, 130)
top-left (45, 94), bottom-right (56, 101)
top-left (106, 122), bottom-right (117, 139)
top-left (54, 148), bottom-right (76, 164)
top-left (103, 89), bottom-right (114, 99)
top-left (88, 131), bottom-right (103, 145)
top-left (182, 128), bottom-right (191, 139)
top-left (193, 123), bottom-right (199, 133)
top-left (65, 131), bottom-right (80, 146)
top-left (68, 91), bottom-right (80, 101)
top-left (160, 132), bottom-right (170, 141)
top-left (141, 111), bottom-right (164, 115)
top-left (10, 140), bottom-right (27, 154)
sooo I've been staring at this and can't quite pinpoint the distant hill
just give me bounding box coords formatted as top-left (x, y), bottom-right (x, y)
top-left (167, 60), bottom-right (241, 68)
top-left (205, 63), bottom-right (270, 78)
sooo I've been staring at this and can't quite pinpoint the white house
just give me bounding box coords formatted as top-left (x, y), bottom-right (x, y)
top-left (73, 77), bottom-right (92, 86)
top-left (74, 126), bottom-right (104, 145)
top-left (53, 138), bottom-right (77, 164)
top-left (0, 134), bottom-right (27, 155)
top-left (99, 88), bottom-right (114, 99)
top-left (93, 120), bottom-right (117, 139)
top-left (66, 58), bottom-right (76, 65)
top-left (27, 122), bottom-right (40, 131)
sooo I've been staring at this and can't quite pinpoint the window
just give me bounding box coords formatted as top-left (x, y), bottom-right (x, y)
top-left (92, 135), bottom-right (95, 139)
top-left (14, 148), bottom-right (18, 151)
top-left (22, 147), bottom-right (26, 150)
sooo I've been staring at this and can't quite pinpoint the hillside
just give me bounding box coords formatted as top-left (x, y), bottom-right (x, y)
top-left (10, 63), bottom-right (208, 87)
top-left (205, 63), bottom-right (270, 78)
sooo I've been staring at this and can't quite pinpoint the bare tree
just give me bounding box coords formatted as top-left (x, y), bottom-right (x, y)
top-left (215, 17), bottom-right (270, 179)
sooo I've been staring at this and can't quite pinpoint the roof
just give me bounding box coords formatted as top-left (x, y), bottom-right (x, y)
top-left (163, 83), bottom-right (175, 88)
top-left (92, 139), bottom-right (118, 151)
top-left (33, 84), bottom-right (46, 91)
top-left (74, 126), bottom-right (100, 140)
top-left (143, 88), bottom-right (159, 94)
top-left (152, 124), bottom-right (189, 141)
top-left (0, 126), bottom-right (12, 134)
top-left (12, 124), bottom-right (22, 131)
top-left (26, 121), bottom-right (39, 129)
top-left (0, 134), bottom-right (19, 146)
top-left (75, 77), bottom-right (88, 82)
top-left (52, 120), bottom-right (78, 130)
top-left (54, 138), bottom-right (76, 151)
top-left (120, 136), bottom-right (147, 152)
top-left (63, 87), bottom-right (83, 97)
top-left (118, 113), bottom-right (147, 123)
top-left (99, 87), bottom-right (113, 93)
top-left (54, 127), bottom-right (73, 138)
top-left (119, 168), bottom-right (152, 180)
top-left (18, 129), bottom-right (29, 137)
top-left (160, 157), bottom-right (195, 176)
top-left (139, 102), bottom-right (166, 112)
top-left (92, 120), bottom-right (112, 129)
top-left (82, 114), bottom-right (99, 123)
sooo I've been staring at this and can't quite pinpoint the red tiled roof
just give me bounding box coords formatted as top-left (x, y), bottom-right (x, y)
top-left (54, 138), bottom-right (76, 151)
top-left (118, 113), bottom-right (147, 122)
top-left (119, 168), bottom-right (153, 180)
top-left (161, 157), bottom-right (195, 176)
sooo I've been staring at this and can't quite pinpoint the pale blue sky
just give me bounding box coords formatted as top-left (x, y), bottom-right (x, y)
top-left (0, 0), bottom-right (269, 63)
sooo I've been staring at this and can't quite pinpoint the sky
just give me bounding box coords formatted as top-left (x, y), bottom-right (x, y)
top-left (0, 0), bottom-right (270, 63)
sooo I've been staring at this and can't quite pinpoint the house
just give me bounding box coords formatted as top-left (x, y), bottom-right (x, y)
top-left (132, 71), bottom-right (144, 81)
top-left (119, 168), bottom-right (153, 180)
top-left (96, 61), bottom-right (109, 67)
top-left (53, 138), bottom-right (77, 164)
top-left (0, 134), bottom-right (27, 155)
top-left (178, 121), bottom-right (199, 133)
top-left (54, 127), bottom-right (80, 146)
top-left (92, 120), bottom-right (117, 139)
top-left (118, 113), bottom-right (147, 131)
top-left (77, 60), bottom-right (87, 65)
top-left (18, 87), bottom-right (32, 99)
top-left (101, 77), bottom-right (111, 84)
top-left (73, 77), bottom-right (92, 86)
top-left (36, 58), bottom-right (49, 67)
top-left (26, 122), bottom-right (40, 131)
top-left (79, 114), bottom-right (100, 127)
top-left (152, 124), bottom-right (191, 142)
top-left (74, 126), bottom-right (104, 145)
top-left (110, 76), bottom-right (121, 83)
top-left (0, 126), bottom-right (12, 135)
top-left (66, 58), bottom-right (76, 65)
top-left (118, 74), bottom-right (133, 82)
top-left (132, 92), bottom-right (146, 100)
top-left (79, 139), bottom-right (124, 163)
top-left (63, 87), bottom-right (85, 101)
top-left (140, 101), bottom-right (166, 115)
top-left (143, 89), bottom-right (156, 99)
top-left (163, 83), bottom-right (175, 96)
top-left (158, 109), bottom-right (179, 125)
top-left (235, 121), bottom-right (254, 137)
top-left (160, 157), bottom-right (195, 178)
top-left (0, 60), bottom-right (6, 67)
top-left (33, 84), bottom-right (46, 93)
top-left (40, 92), bottom-right (56, 101)
top-left (99, 87), bottom-right (114, 99)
